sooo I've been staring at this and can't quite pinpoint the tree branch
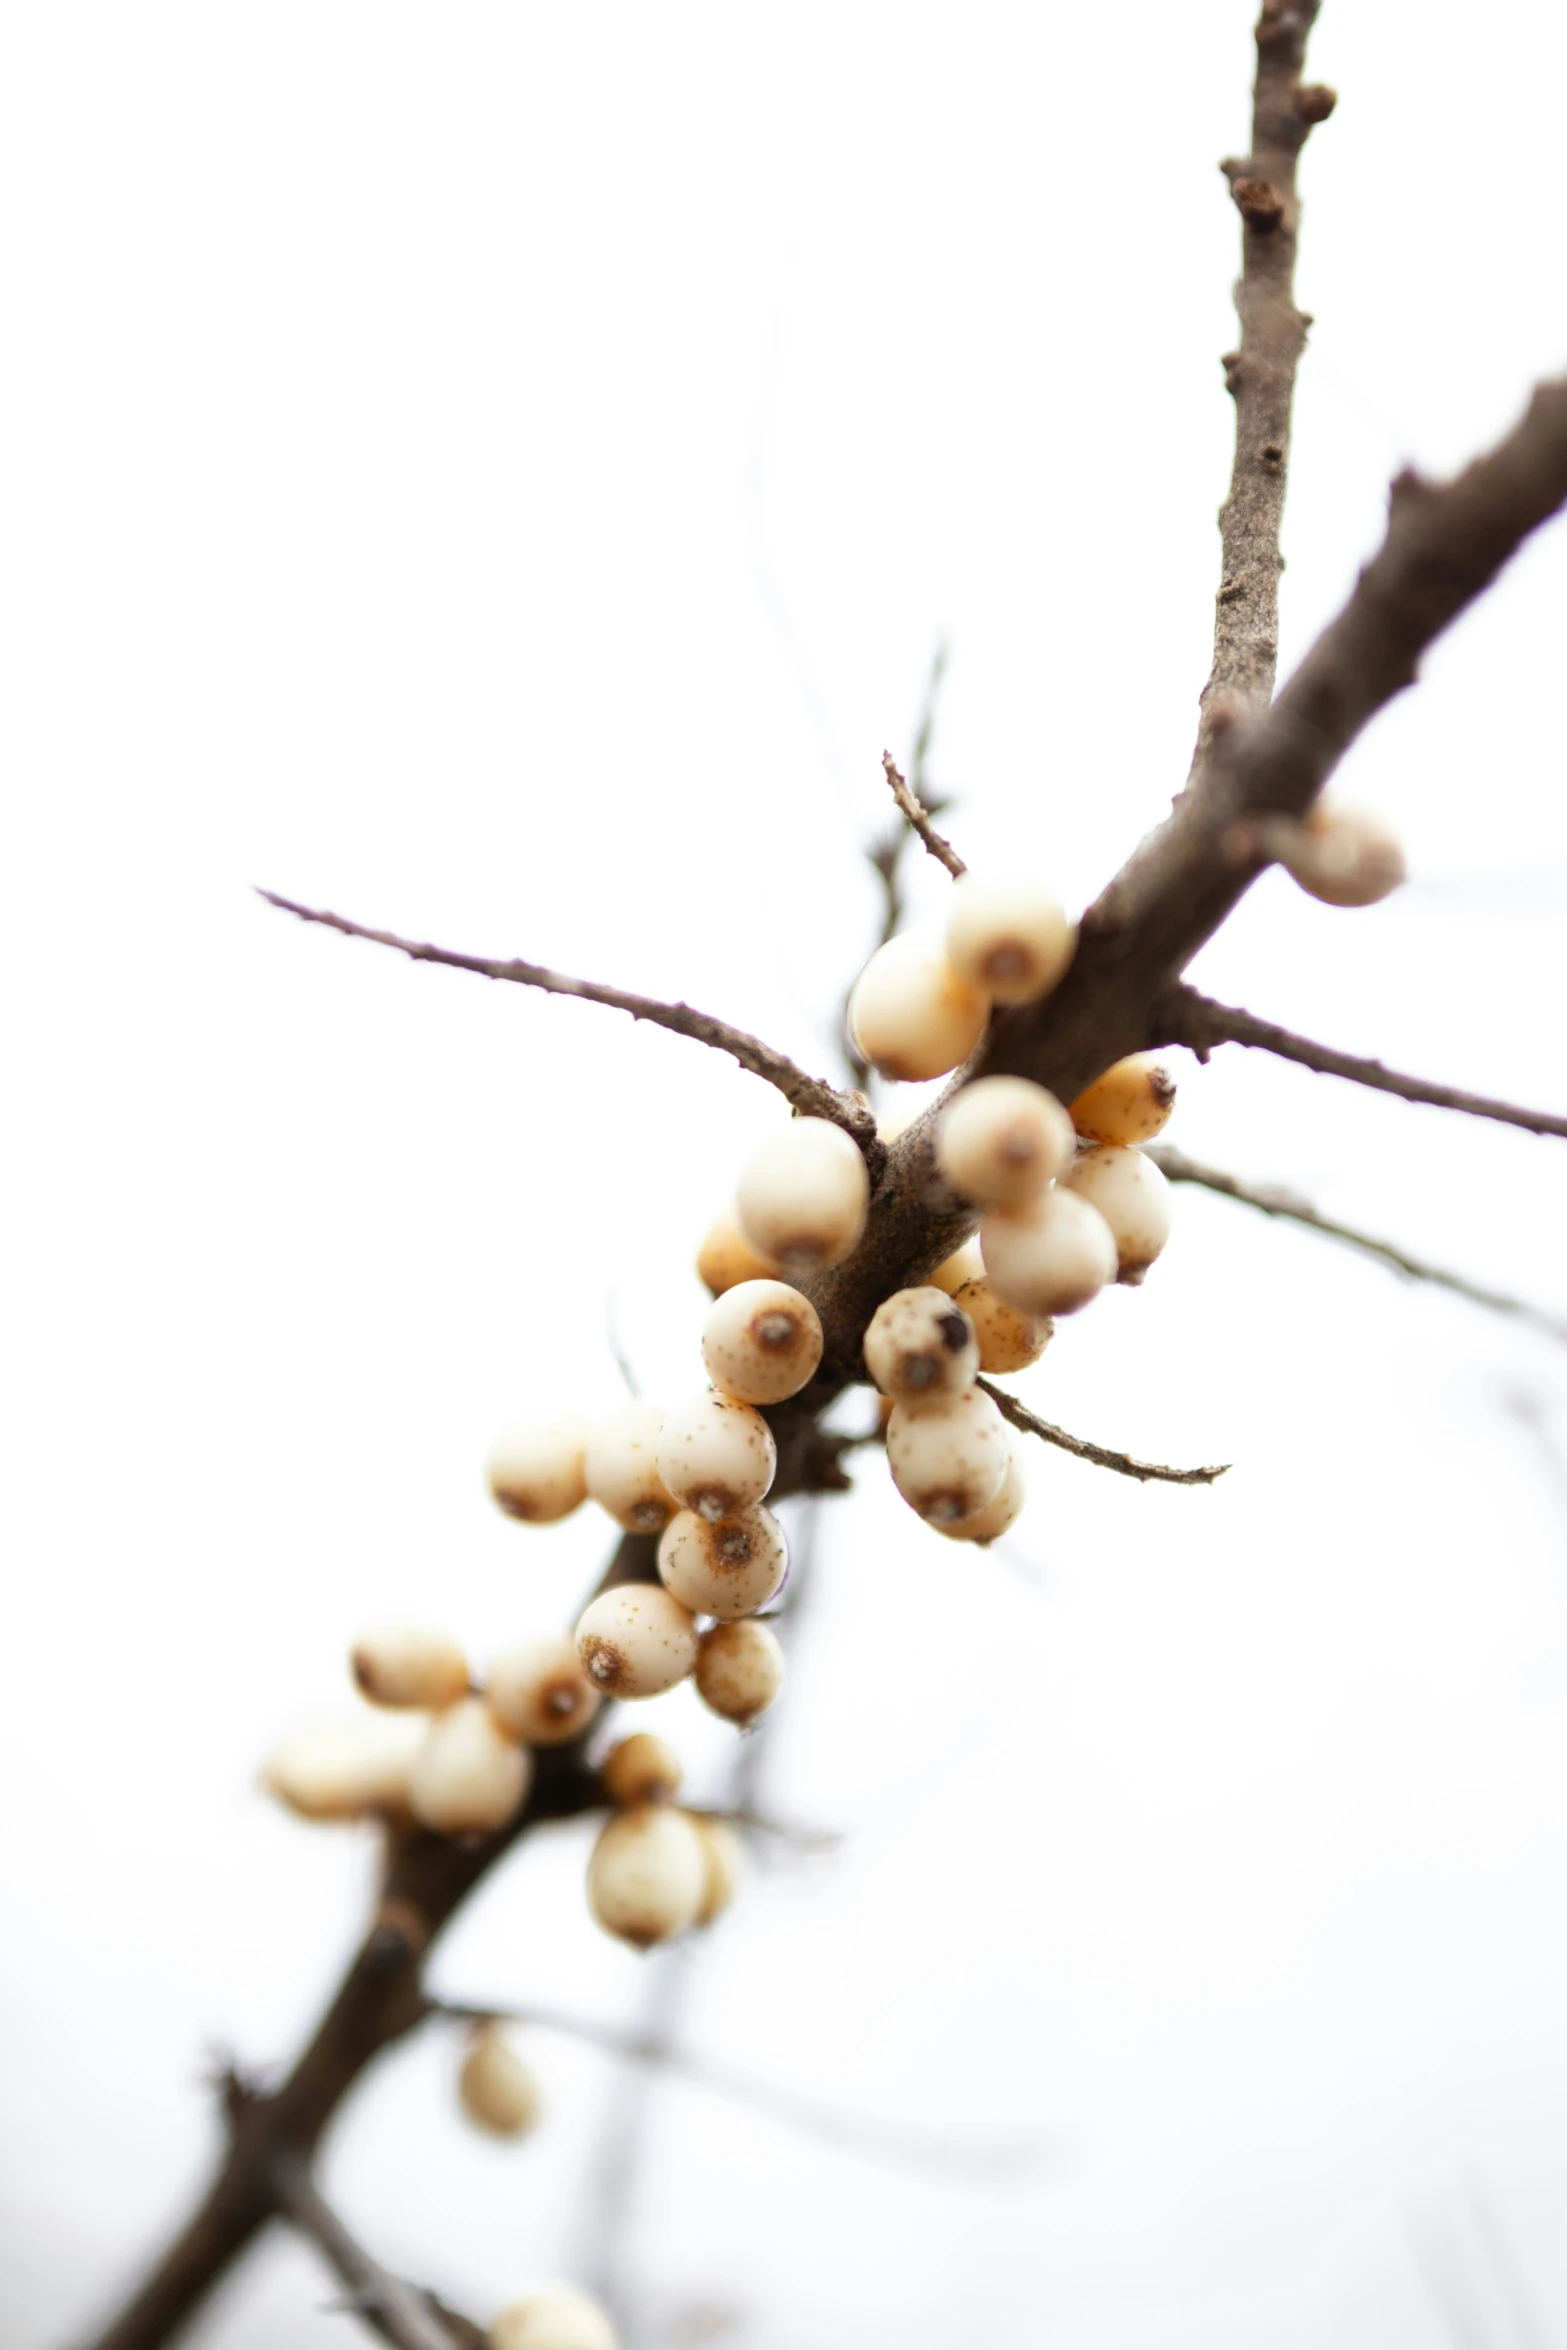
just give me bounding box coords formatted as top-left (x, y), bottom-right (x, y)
top-left (880, 751), bottom-right (966, 879)
top-left (270, 2153), bottom-right (478, 2350)
top-left (256, 891), bottom-right (880, 1153)
top-left (976, 1378), bottom-right (1229, 1487)
top-left (1149, 1145), bottom-right (1567, 1342)
top-left (1158, 987), bottom-right (1567, 1139)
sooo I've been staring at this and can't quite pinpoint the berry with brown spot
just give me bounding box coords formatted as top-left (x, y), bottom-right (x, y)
top-left (574, 1584), bottom-right (699, 1700)
top-left (700, 1278), bottom-right (824, 1405)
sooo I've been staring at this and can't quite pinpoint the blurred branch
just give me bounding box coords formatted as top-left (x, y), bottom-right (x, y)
top-left (1153, 1144), bottom-right (1567, 1342)
top-left (257, 890), bottom-right (881, 1155)
top-left (1162, 987), bottom-right (1567, 1141)
top-left (978, 1378), bottom-right (1230, 1487)
top-left (271, 2153), bottom-right (479, 2350)
top-left (844, 642), bottom-right (952, 1086)
top-left (880, 749), bottom-right (966, 880)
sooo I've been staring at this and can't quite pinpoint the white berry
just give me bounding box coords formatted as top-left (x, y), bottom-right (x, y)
top-left (575, 1584), bottom-right (699, 1700)
top-left (656, 1390), bottom-right (776, 1521)
top-left (701, 1279), bottom-right (824, 1405)
top-left (459, 2022), bottom-right (542, 2138)
top-left (658, 1504), bottom-right (787, 1620)
top-left (485, 1635), bottom-right (601, 1747)
top-left (690, 1814), bottom-right (744, 1925)
top-left (944, 874), bottom-right (1076, 1006)
top-left (735, 1117), bottom-right (870, 1275)
top-left (695, 1208), bottom-right (779, 1295)
top-left (696, 1618), bottom-right (784, 1727)
top-left (349, 1626), bottom-right (469, 1712)
top-left (1062, 1144), bottom-right (1173, 1283)
top-left (953, 1276), bottom-right (1052, 1373)
top-left (1069, 1053), bottom-right (1177, 1145)
top-left (886, 1388), bottom-right (1010, 1525)
top-left (864, 1286), bottom-right (979, 1403)
top-left (587, 1802), bottom-right (708, 1948)
top-left (935, 1076), bottom-right (1075, 1206)
top-left (583, 1402), bottom-right (677, 1534)
top-left (935, 1445), bottom-right (1026, 1544)
top-left (490, 2284), bottom-right (617, 2350)
top-left (847, 933), bottom-right (989, 1082)
top-left (1277, 801), bottom-right (1406, 907)
top-left (981, 1187), bottom-right (1117, 1315)
top-left (409, 1698), bottom-right (532, 1836)
top-left (600, 1731), bottom-right (683, 1807)
top-left (486, 1418), bottom-right (590, 1525)
top-left (262, 1716), bottom-right (424, 1824)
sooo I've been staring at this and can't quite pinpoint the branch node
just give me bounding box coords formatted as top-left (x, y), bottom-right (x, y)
top-left (1230, 176), bottom-right (1285, 229)
top-left (1297, 82), bottom-right (1337, 124)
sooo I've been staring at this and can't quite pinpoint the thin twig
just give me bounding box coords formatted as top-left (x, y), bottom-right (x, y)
top-left (1159, 987), bottom-right (1567, 1141)
top-left (977, 1378), bottom-right (1229, 1487)
top-left (1151, 1144), bottom-right (1567, 1342)
top-left (845, 646), bottom-right (951, 1086)
top-left (271, 2153), bottom-right (477, 2350)
top-left (256, 890), bottom-right (880, 1151)
top-left (880, 753), bottom-right (966, 879)
top-left (429, 1999), bottom-right (1060, 2184)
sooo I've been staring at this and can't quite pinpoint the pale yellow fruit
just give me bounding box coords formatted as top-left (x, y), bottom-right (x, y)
top-left (490, 2284), bottom-right (617, 2350)
top-left (690, 1815), bottom-right (744, 1925)
top-left (846, 933), bottom-right (989, 1082)
top-left (656, 1390), bottom-right (776, 1521)
top-left (583, 1403), bottom-right (677, 1535)
top-left (587, 1802), bottom-right (708, 1948)
top-left (935, 1076), bottom-right (1075, 1206)
top-left (600, 1731), bottom-right (683, 1806)
top-left (1069, 1053), bottom-right (1177, 1146)
top-left (886, 1388), bottom-right (1009, 1526)
top-left (927, 1237), bottom-right (985, 1295)
top-left (485, 1636), bottom-right (601, 1747)
top-left (409, 1698), bottom-right (532, 1836)
top-left (262, 1716), bottom-right (425, 1823)
top-left (701, 1279), bottom-right (823, 1405)
top-left (935, 1447), bottom-right (1026, 1544)
top-left (575, 1584), bottom-right (699, 1700)
top-left (953, 1276), bottom-right (1052, 1373)
top-left (658, 1504), bottom-right (787, 1620)
top-left (863, 1286), bottom-right (979, 1403)
top-left (1276, 801), bottom-right (1405, 907)
top-left (944, 875), bottom-right (1076, 1006)
top-left (486, 1418), bottom-right (590, 1525)
top-left (349, 1626), bottom-right (469, 1712)
top-left (735, 1117), bottom-right (870, 1275)
top-left (1062, 1144), bottom-right (1173, 1284)
top-left (695, 1209), bottom-right (779, 1296)
top-left (695, 1618), bottom-right (784, 1727)
top-left (459, 2023), bottom-right (542, 2138)
top-left (981, 1188), bottom-right (1117, 1316)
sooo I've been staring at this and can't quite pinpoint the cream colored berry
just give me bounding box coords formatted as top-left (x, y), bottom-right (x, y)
top-left (262, 1716), bottom-right (425, 1823)
top-left (886, 1388), bottom-right (1009, 1526)
top-left (953, 1276), bottom-right (1052, 1374)
top-left (459, 2022), bottom-right (542, 2138)
top-left (1069, 1053), bottom-right (1177, 1145)
top-left (935, 1446), bottom-right (1026, 1544)
top-left (696, 1618), bottom-right (784, 1727)
top-left (1062, 1144), bottom-right (1173, 1284)
top-left (695, 1208), bottom-right (780, 1296)
top-left (485, 1636), bottom-right (601, 1747)
top-left (583, 1403), bottom-right (677, 1534)
top-left (690, 1815), bottom-right (744, 1925)
top-left (490, 2284), bottom-right (617, 2350)
top-left (927, 1237), bottom-right (985, 1295)
top-left (587, 1802), bottom-right (708, 1948)
top-left (575, 1584), bottom-right (699, 1699)
top-left (935, 1076), bottom-right (1075, 1206)
top-left (600, 1731), bottom-right (683, 1807)
top-left (658, 1504), bottom-right (787, 1620)
top-left (350, 1626), bottom-right (469, 1712)
top-left (409, 1698), bottom-right (532, 1836)
top-left (864, 1286), bottom-right (979, 1403)
top-left (701, 1279), bottom-right (824, 1405)
top-left (981, 1188), bottom-right (1117, 1316)
top-left (846, 933), bottom-right (989, 1082)
top-left (735, 1117), bottom-right (870, 1275)
top-left (944, 875), bottom-right (1076, 1006)
top-left (1276, 801), bottom-right (1406, 907)
top-left (656, 1390), bottom-right (776, 1521)
top-left (486, 1417), bottom-right (590, 1525)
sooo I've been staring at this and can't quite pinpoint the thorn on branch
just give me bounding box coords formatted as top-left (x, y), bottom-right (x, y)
top-left (976, 1378), bottom-right (1229, 1487)
top-left (880, 753), bottom-right (967, 880)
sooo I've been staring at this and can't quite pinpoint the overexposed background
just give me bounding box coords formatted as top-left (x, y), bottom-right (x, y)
top-left (4, 4), bottom-right (1567, 2346)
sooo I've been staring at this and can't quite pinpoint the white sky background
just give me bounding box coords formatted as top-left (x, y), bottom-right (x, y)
top-left (4, 3), bottom-right (1567, 2346)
